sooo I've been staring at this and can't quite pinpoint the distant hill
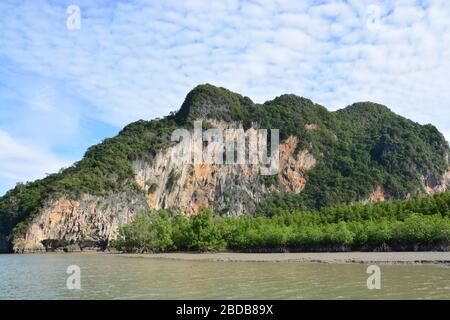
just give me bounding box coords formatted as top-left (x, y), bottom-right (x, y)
top-left (1, 84), bottom-right (449, 253)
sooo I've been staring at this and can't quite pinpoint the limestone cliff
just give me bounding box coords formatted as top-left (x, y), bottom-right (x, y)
top-left (2, 84), bottom-right (449, 253)
top-left (13, 123), bottom-right (317, 252)
top-left (133, 124), bottom-right (316, 216)
top-left (12, 192), bottom-right (148, 252)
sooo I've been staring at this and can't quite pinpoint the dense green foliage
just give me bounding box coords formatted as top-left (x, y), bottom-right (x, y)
top-left (179, 85), bottom-right (449, 210)
top-left (1, 84), bottom-right (449, 244)
top-left (0, 117), bottom-right (181, 240)
top-left (112, 192), bottom-right (450, 252)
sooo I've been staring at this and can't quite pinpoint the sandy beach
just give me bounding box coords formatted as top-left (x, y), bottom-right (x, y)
top-left (121, 252), bottom-right (450, 265)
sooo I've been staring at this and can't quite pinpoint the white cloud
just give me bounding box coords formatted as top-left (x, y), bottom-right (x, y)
top-left (0, 130), bottom-right (69, 183)
top-left (0, 0), bottom-right (449, 193)
top-left (0, 0), bottom-right (448, 131)
top-left (444, 130), bottom-right (450, 144)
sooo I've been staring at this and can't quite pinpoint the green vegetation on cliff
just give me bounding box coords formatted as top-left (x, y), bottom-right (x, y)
top-left (113, 192), bottom-right (450, 252)
top-left (1, 84), bottom-right (449, 245)
top-left (0, 117), bottom-right (181, 240)
top-left (178, 85), bottom-right (449, 211)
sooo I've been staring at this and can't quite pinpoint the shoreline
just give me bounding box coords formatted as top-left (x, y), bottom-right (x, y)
top-left (4, 250), bottom-right (450, 266)
top-left (120, 251), bottom-right (450, 265)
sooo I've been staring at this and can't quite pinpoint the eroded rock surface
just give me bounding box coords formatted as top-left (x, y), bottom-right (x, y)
top-left (13, 192), bottom-right (148, 253)
top-left (13, 121), bottom-right (317, 252)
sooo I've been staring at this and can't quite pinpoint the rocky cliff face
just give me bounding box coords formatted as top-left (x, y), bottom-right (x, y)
top-left (13, 120), bottom-right (318, 252)
top-left (12, 192), bottom-right (148, 253)
top-left (2, 84), bottom-right (450, 253)
top-left (16, 118), bottom-right (448, 253)
top-left (422, 165), bottom-right (450, 194)
top-left (133, 120), bottom-right (316, 215)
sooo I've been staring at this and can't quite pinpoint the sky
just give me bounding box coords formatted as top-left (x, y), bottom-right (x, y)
top-left (0, 0), bottom-right (450, 196)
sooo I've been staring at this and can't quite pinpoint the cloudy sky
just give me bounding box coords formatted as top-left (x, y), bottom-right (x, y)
top-left (0, 0), bottom-right (450, 195)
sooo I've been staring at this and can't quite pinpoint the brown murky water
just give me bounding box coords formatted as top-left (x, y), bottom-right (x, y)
top-left (0, 253), bottom-right (449, 299)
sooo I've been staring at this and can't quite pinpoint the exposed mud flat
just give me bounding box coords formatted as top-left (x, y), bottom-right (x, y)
top-left (122, 252), bottom-right (450, 265)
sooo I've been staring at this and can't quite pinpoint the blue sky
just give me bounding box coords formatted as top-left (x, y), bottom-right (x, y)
top-left (1, 0), bottom-right (450, 195)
